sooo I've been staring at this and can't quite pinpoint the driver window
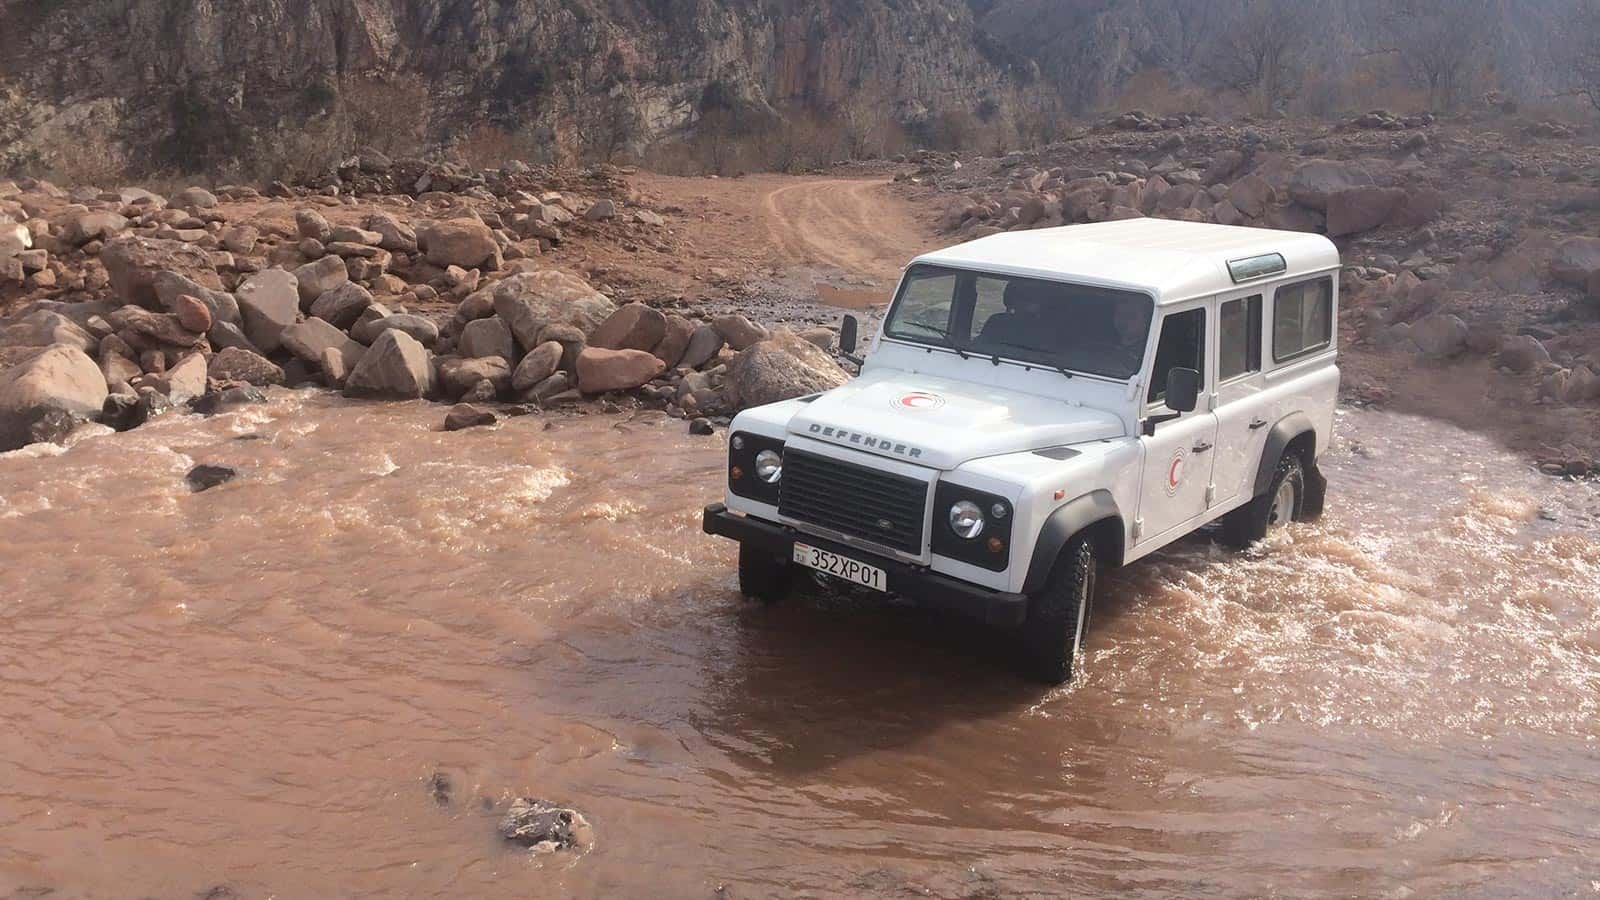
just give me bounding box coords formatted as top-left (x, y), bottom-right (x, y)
top-left (970, 275), bottom-right (1009, 337)
top-left (1147, 307), bottom-right (1206, 405)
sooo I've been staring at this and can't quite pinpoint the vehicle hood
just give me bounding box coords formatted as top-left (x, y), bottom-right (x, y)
top-left (785, 369), bottom-right (1124, 470)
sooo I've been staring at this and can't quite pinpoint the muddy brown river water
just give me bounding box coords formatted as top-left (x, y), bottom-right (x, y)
top-left (1, 392), bottom-right (1598, 898)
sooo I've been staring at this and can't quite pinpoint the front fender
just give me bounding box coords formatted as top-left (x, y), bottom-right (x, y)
top-left (1020, 490), bottom-right (1123, 594)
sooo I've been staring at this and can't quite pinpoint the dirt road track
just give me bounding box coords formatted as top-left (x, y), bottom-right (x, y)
top-left (759, 178), bottom-right (940, 284)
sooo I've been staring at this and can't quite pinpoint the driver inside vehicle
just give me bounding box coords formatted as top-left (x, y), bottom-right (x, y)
top-left (977, 281), bottom-right (1054, 352)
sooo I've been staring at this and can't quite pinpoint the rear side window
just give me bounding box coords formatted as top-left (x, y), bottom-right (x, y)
top-left (1219, 295), bottom-right (1262, 381)
top-left (1272, 277), bottom-right (1332, 362)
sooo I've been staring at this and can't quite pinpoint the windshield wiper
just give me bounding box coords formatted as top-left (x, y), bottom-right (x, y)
top-left (982, 340), bottom-right (1073, 378)
top-left (985, 337), bottom-right (1075, 376)
top-left (901, 321), bottom-right (950, 339)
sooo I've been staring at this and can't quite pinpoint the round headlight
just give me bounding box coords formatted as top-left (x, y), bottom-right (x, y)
top-left (754, 449), bottom-right (783, 483)
top-left (949, 500), bottom-right (985, 539)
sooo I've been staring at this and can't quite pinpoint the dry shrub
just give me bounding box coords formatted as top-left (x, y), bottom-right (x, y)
top-left (1112, 68), bottom-right (1213, 116)
top-left (451, 124), bottom-right (538, 170)
top-left (41, 128), bottom-right (128, 188)
top-left (342, 75), bottom-right (433, 158)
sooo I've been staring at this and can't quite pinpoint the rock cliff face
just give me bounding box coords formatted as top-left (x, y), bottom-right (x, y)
top-left (0, 0), bottom-right (1018, 173)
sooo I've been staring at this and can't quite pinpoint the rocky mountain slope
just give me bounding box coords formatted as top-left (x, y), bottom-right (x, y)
top-left (0, 0), bottom-right (1014, 174)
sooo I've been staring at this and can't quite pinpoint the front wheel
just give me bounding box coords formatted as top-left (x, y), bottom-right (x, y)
top-left (1018, 535), bottom-right (1097, 685)
top-left (738, 543), bottom-right (792, 604)
top-left (1219, 454), bottom-right (1305, 548)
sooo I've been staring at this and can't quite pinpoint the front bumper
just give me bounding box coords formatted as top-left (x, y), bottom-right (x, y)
top-left (702, 503), bottom-right (1028, 627)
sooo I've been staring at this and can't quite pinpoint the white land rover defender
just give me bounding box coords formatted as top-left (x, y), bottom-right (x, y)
top-left (703, 219), bottom-right (1338, 683)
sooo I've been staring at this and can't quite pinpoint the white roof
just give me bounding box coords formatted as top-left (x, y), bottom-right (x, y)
top-left (912, 219), bottom-right (1340, 304)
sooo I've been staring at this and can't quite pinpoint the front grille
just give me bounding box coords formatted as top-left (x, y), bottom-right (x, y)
top-left (779, 450), bottom-right (928, 554)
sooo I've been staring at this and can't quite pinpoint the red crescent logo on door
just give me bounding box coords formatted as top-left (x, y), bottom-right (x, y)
top-left (1165, 448), bottom-right (1188, 497)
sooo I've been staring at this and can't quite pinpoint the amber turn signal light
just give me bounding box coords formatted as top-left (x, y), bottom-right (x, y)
top-left (730, 466), bottom-right (744, 481)
top-left (986, 537), bottom-right (1004, 554)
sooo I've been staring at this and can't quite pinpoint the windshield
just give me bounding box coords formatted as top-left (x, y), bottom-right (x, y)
top-left (882, 264), bottom-right (1154, 379)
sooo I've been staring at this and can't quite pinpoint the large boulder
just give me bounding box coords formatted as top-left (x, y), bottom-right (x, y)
top-left (1325, 186), bottom-right (1406, 237)
top-left (165, 352), bottom-right (208, 404)
top-left (420, 219), bottom-right (500, 270)
top-left (576, 347), bottom-right (665, 393)
top-left (0, 310), bottom-right (96, 353)
top-left (366, 212), bottom-right (418, 253)
top-left (712, 314), bottom-right (769, 351)
top-left (458, 316), bottom-right (517, 361)
top-left (437, 356), bottom-right (512, 399)
top-left (108, 306), bottom-right (205, 348)
top-left (64, 211), bottom-right (129, 246)
top-left (235, 269), bottom-right (301, 354)
top-left (1499, 334), bottom-right (1551, 373)
top-left (488, 271), bottom-right (616, 347)
top-left (295, 209), bottom-right (333, 242)
top-left (366, 314), bottom-right (439, 347)
top-left (679, 324), bottom-right (726, 370)
top-left (1226, 175), bottom-right (1276, 219)
top-left (511, 341), bottom-right (563, 391)
top-left (154, 270), bottom-right (240, 327)
top-left (652, 314), bottom-right (695, 368)
top-left (1287, 160), bottom-right (1373, 210)
top-left (344, 330), bottom-right (434, 399)
top-left (280, 318), bottom-right (365, 371)
top-left (208, 346), bottom-right (285, 386)
top-left (101, 235), bottom-right (220, 308)
top-left (726, 331), bottom-right (850, 409)
top-left (0, 344), bottom-right (107, 449)
top-left (294, 255), bottom-right (349, 307)
top-left (1410, 314), bottom-right (1469, 359)
top-left (591, 302), bottom-right (666, 351)
top-left (173, 186), bottom-right (218, 209)
top-left (1, 218), bottom-right (31, 261)
top-left (309, 281), bottom-right (374, 330)
top-left (1550, 238), bottom-right (1600, 287)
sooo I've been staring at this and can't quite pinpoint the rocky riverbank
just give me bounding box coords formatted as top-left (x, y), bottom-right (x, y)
top-left (0, 163), bottom-right (852, 451)
top-left (895, 109), bottom-right (1600, 476)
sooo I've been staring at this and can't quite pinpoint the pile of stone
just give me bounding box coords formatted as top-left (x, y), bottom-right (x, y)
top-left (1341, 109), bottom-right (1435, 131)
top-left (429, 280), bottom-right (848, 429)
top-left (1104, 110), bottom-right (1212, 132)
top-left (936, 150), bottom-right (1444, 242)
top-left (0, 176), bottom-right (845, 450)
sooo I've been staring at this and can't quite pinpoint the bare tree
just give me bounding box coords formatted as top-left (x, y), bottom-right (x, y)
top-left (1014, 88), bottom-right (1070, 148)
top-left (1561, 0), bottom-right (1600, 112)
top-left (1146, 0), bottom-right (1227, 80)
top-left (1362, 0), bottom-right (1492, 111)
top-left (1204, 0), bottom-right (1310, 115)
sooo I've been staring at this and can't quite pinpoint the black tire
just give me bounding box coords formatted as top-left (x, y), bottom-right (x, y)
top-left (1219, 453), bottom-right (1305, 548)
top-left (1019, 535), bottom-right (1097, 685)
top-left (738, 543), bottom-right (792, 604)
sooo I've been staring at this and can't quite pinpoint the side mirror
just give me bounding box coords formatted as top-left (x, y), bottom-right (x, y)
top-left (839, 314), bottom-right (859, 355)
top-left (1141, 367), bottom-right (1201, 437)
top-left (1165, 367), bottom-right (1200, 413)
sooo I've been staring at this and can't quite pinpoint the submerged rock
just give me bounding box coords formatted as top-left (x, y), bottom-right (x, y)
top-left (186, 464), bottom-right (237, 492)
top-left (498, 798), bottom-right (591, 854)
top-left (443, 403), bottom-right (497, 431)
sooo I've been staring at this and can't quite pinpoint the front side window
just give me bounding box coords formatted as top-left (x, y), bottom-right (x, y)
top-left (1219, 295), bottom-right (1262, 381)
top-left (882, 265), bottom-right (1153, 379)
top-left (1272, 277), bottom-right (1333, 362)
top-left (1147, 307), bottom-right (1206, 405)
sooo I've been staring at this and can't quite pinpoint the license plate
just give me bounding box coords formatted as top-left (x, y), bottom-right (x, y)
top-left (792, 542), bottom-right (888, 592)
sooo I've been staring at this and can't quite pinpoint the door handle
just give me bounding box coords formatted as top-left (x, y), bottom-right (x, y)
top-left (1191, 441), bottom-right (1213, 454)
top-left (1248, 418), bottom-right (1268, 430)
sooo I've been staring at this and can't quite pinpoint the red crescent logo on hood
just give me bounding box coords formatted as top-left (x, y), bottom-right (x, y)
top-left (895, 391), bottom-right (946, 411)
